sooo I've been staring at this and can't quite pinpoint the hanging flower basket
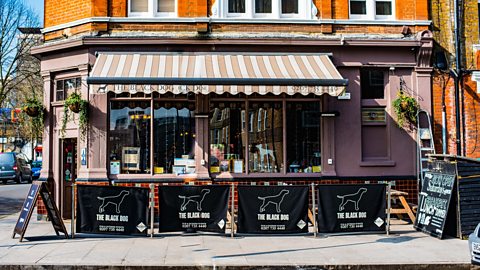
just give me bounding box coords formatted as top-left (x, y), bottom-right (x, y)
top-left (68, 102), bottom-right (81, 113)
top-left (23, 97), bottom-right (44, 118)
top-left (24, 106), bottom-right (40, 117)
top-left (392, 91), bottom-right (419, 127)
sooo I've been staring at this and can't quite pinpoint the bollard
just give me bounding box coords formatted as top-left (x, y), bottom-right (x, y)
top-left (71, 183), bottom-right (75, 239)
top-left (387, 182), bottom-right (391, 236)
top-left (150, 184), bottom-right (155, 238)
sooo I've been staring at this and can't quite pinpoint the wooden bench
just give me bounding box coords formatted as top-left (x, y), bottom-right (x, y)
top-left (389, 189), bottom-right (416, 222)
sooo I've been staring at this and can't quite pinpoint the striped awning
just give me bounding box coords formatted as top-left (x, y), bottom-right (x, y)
top-left (88, 53), bottom-right (348, 96)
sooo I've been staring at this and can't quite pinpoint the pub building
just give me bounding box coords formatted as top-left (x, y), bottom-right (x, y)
top-left (33, 0), bottom-right (432, 220)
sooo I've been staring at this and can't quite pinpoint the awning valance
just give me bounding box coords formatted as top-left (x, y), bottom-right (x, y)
top-left (88, 53), bottom-right (348, 96)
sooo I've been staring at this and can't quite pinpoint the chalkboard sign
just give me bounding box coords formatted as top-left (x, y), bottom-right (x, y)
top-left (12, 181), bottom-right (69, 241)
top-left (414, 161), bottom-right (456, 239)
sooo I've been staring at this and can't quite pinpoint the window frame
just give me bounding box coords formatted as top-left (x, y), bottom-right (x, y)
top-left (222, 0), bottom-right (312, 19)
top-left (128, 0), bottom-right (177, 18)
top-left (349, 0), bottom-right (395, 20)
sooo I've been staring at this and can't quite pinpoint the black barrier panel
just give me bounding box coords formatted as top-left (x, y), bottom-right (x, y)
top-left (76, 185), bottom-right (149, 235)
top-left (414, 160), bottom-right (456, 239)
top-left (158, 185), bottom-right (230, 233)
top-left (317, 184), bottom-right (386, 233)
top-left (237, 186), bottom-right (309, 234)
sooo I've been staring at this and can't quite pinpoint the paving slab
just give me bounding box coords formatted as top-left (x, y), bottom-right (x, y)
top-left (0, 211), bottom-right (476, 269)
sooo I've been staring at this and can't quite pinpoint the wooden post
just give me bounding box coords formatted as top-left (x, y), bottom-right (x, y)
top-left (311, 183), bottom-right (317, 237)
top-left (150, 184), bottom-right (155, 238)
top-left (387, 182), bottom-right (391, 235)
top-left (230, 183), bottom-right (235, 238)
top-left (71, 183), bottom-right (75, 239)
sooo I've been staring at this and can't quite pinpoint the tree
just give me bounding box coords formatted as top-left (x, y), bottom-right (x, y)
top-left (0, 0), bottom-right (40, 108)
top-left (0, 0), bottom-right (41, 155)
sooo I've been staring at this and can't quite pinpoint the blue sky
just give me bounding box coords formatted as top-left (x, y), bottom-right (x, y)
top-left (26, 0), bottom-right (44, 26)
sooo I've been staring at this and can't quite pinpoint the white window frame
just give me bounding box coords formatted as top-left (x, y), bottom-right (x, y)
top-left (128, 0), bottom-right (177, 18)
top-left (349, 0), bottom-right (395, 20)
top-left (217, 0), bottom-right (315, 20)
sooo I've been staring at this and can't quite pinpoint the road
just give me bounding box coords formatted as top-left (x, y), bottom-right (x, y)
top-left (0, 183), bottom-right (30, 218)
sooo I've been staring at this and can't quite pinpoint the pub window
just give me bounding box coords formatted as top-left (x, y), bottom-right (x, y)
top-left (153, 101), bottom-right (195, 174)
top-left (56, 77), bottom-right (81, 101)
top-left (286, 102), bottom-right (321, 173)
top-left (361, 69), bottom-right (385, 99)
top-left (349, 0), bottom-right (394, 20)
top-left (210, 102), bottom-right (246, 174)
top-left (248, 102), bottom-right (283, 173)
top-left (109, 100), bottom-right (151, 174)
top-left (129, 0), bottom-right (176, 17)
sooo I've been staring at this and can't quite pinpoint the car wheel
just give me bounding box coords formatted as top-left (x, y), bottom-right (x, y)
top-left (16, 174), bottom-right (23, 184)
top-left (2, 179), bottom-right (6, 185)
top-left (28, 175), bottom-right (33, 183)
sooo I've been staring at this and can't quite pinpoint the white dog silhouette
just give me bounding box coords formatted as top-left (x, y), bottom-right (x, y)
top-left (179, 189), bottom-right (211, 211)
top-left (258, 189), bottom-right (289, 213)
top-left (97, 190), bottom-right (130, 213)
top-left (337, 188), bottom-right (367, 211)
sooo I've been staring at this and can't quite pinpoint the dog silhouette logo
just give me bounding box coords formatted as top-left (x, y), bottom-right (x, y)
top-left (178, 189), bottom-right (211, 211)
top-left (97, 190), bottom-right (130, 213)
top-left (258, 189), bottom-right (289, 213)
top-left (337, 188), bottom-right (367, 211)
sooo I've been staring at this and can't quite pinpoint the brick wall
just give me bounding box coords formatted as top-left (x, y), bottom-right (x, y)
top-left (44, 0), bottom-right (93, 27)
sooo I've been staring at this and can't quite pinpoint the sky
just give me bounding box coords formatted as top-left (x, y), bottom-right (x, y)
top-left (25, 0), bottom-right (44, 27)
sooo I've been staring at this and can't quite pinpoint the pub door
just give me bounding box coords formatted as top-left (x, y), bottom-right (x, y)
top-left (61, 138), bottom-right (77, 219)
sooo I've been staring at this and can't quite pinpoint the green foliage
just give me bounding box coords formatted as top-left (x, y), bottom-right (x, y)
top-left (61, 92), bottom-right (88, 141)
top-left (22, 96), bottom-right (44, 139)
top-left (392, 91), bottom-right (419, 127)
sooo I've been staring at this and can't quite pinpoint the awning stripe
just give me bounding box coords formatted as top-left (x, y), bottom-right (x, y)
top-left (89, 53), bottom-right (348, 96)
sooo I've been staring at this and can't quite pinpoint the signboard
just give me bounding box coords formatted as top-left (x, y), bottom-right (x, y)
top-left (317, 184), bottom-right (386, 233)
top-left (76, 185), bottom-right (149, 235)
top-left (237, 186), bottom-right (309, 234)
top-left (158, 185), bottom-right (230, 233)
top-left (81, 148), bottom-right (87, 166)
top-left (12, 181), bottom-right (68, 241)
top-left (414, 161), bottom-right (456, 239)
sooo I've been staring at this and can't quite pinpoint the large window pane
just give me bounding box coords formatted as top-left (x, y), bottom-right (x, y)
top-left (209, 102), bottom-right (245, 173)
top-left (350, 0), bottom-right (366, 15)
top-left (255, 0), bottom-right (272, 13)
top-left (248, 102), bottom-right (283, 173)
top-left (229, 0), bottom-right (245, 13)
top-left (361, 69), bottom-right (385, 99)
top-left (282, 0), bottom-right (298, 14)
top-left (109, 101), bottom-right (151, 174)
top-left (376, 1), bottom-right (392, 16)
top-left (158, 0), bottom-right (174, 12)
top-left (286, 103), bottom-right (321, 173)
top-left (153, 102), bottom-right (195, 174)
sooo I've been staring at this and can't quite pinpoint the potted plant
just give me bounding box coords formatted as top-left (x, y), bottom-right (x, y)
top-left (23, 97), bottom-right (43, 117)
top-left (61, 92), bottom-right (89, 141)
top-left (392, 91), bottom-right (419, 127)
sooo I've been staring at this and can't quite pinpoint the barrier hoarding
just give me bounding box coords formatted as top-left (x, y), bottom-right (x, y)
top-left (76, 185), bottom-right (149, 235)
top-left (237, 185), bottom-right (309, 234)
top-left (158, 185), bottom-right (230, 233)
top-left (317, 184), bottom-right (386, 233)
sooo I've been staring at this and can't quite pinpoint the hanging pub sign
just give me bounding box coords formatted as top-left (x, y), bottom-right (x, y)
top-left (76, 185), bottom-right (149, 236)
top-left (237, 185), bottom-right (309, 234)
top-left (414, 160), bottom-right (456, 239)
top-left (13, 181), bottom-right (68, 241)
top-left (158, 185), bottom-right (230, 233)
top-left (317, 184), bottom-right (386, 234)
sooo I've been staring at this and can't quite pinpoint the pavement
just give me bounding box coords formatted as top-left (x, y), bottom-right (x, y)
top-left (0, 211), bottom-right (477, 270)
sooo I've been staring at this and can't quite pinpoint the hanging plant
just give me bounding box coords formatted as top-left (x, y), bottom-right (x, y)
top-left (61, 92), bottom-right (89, 141)
top-left (23, 97), bottom-right (44, 117)
top-left (392, 91), bottom-right (419, 127)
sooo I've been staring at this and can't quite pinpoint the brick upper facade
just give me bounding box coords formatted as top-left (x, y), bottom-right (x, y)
top-left (43, 0), bottom-right (430, 42)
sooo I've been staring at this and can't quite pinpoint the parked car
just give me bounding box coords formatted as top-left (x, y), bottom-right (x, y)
top-left (469, 223), bottom-right (480, 265)
top-left (0, 152), bottom-right (32, 184)
top-left (31, 160), bottom-right (42, 180)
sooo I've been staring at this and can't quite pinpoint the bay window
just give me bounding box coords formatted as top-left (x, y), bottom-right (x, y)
top-left (129, 0), bottom-right (176, 17)
top-left (349, 0), bottom-right (394, 20)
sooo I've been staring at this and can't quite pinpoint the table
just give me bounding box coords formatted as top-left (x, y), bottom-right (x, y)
top-left (389, 189), bottom-right (416, 222)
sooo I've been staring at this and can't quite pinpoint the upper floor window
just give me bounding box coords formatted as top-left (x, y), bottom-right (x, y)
top-left (216, 0), bottom-right (316, 19)
top-left (349, 0), bottom-right (394, 20)
top-left (56, 77), bottom-right (81, 101)
top-left (129, 0), bottom-right (176, 17)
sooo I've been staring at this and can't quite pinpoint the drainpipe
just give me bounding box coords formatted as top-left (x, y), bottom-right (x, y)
top-left (453, 0), bottom-right (462, 156)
